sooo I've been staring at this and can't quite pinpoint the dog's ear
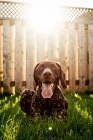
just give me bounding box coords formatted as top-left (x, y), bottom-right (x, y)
top-left (56, 62), bottom-right (67, 89)
top-left (33, 63), bottom-right (40, 90)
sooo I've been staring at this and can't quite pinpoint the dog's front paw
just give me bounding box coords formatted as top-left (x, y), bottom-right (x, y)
top-left (20, 89), bottom-right (36, 116)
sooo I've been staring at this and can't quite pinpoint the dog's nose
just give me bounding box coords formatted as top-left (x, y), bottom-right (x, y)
top-left (43, 68), bottom-right (52, 76)
top-left (43, 71), bottom-right (52, 77)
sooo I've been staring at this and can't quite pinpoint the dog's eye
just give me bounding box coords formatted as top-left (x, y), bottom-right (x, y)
top-left (38, 66), bottom-right (44, 71)
top-left (51, 66), bottom-right (56, 70)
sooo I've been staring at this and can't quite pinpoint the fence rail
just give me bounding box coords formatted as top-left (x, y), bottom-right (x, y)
top-left (0, 1), bottom-right (93, 93)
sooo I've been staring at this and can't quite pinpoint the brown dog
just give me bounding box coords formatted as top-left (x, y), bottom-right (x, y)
top-left (20, 61), bottom-right (68, 119)
top-left (33, 61), bottom-right (68, 118)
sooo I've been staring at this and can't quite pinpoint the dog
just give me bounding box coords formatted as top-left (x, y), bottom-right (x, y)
top-left (20, 61), bottom-right (68, 119)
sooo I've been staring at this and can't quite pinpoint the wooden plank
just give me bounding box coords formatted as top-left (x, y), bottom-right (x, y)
top-left (10, 23), bottom-right (15, 93)
top-left (0, 24), bottom-right (3, 77)
top-left (15, 20), bottom-right (22, 91)
top-left (88, 25), bottom-right (93, 91)
top-left (58, 22), bottom-right (69, 90)
top-left (21, 22), bottom-right (26, 91)
top-left (75, 24), bottom-right (79, 81)
top-left (0, 20), bottom-right (3, 25)
top-left (78, 24), bottom-right (87, 92)
top-left (74, 24), bottom-right (79, 91)
top-left (3, 20), bottom-right (10, 87)
top-left (68, 23), bottom-right (76, 92)
top-left (84, 25), bottom-right (88, 91)
top-left (47, 28), bottom-right (58, 61)
top-left (0, 23), bottom-right (3, 93)
top-left (37, 33), bottom-right (47, 63)
top-left (26, 21), bottom-right (37, 89)
top-left (58, 23), bottom-right (68, 71)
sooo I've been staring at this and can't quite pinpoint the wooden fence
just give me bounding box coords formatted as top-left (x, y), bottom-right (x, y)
top-left (0, 20), bottom-right (93, 93)
top-left (0, 2), bottom-right (93, 93)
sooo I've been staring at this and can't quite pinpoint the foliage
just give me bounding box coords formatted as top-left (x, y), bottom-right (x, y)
top-left (0, 93), bottom-right (93, 140)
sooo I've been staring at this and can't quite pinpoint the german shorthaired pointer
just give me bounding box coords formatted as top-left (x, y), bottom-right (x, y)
top-left (20, 61), bottom-right (68, 119)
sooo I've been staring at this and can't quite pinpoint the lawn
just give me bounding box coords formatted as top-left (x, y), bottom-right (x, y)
top-left (0, 92), bottom-right (93, 140)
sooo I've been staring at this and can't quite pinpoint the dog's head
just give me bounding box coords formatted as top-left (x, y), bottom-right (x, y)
top-left (33, 61), bottom-right (67, 98)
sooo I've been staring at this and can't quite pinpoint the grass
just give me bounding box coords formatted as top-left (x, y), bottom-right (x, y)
top-left (0, 93), bottom-right (93, 140)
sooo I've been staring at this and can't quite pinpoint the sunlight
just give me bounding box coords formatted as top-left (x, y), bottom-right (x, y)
top-left (75, 102), bottom-right (92, 120)
top-left (10, 0), bottom-right (88, 33)
top-left (29, 5), bottom-right (59, 33)
top-left (48, 126), bottom-right (52, 130)
top-left (10, 0), bottom-right (93, 8)
top-left (74, 93), bottom-right (82, 100)
top-left (90, 94), bottom-right (93, 98)
top-left (75, 102), bottom-right (81, 112)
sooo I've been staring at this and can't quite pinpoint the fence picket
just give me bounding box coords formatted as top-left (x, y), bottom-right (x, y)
top-left (58, 22), bottom-right (69, 78)
top-left (0, 22), bottom-right (3, 93)
top-left (21, 21), bottom-right (26, 91)
top-left (88, 25), bottom-right (93, 91)
top-left (15, 20), bottom-right (22, 91)
top-left (78, 24), bottom-right (87, 92)
top-left (37, 33), bottom-right (47, 63)
top-left (26, 21), bottom-right (37, 89)
top-left (3, 20), bottom-right (10, 87)
top-left (68, 23), bottom-right (76, 92)
top-left (47, 28), bottom-right (58, 61)
top-left (10, 21), bottom-right (15, 93)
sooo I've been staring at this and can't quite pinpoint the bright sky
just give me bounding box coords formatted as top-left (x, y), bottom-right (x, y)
top-left (1, 0), bottom-right (93, 8)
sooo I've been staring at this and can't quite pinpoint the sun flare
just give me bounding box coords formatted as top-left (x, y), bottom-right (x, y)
top-left (29, 5), bottom-right (59, 33)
